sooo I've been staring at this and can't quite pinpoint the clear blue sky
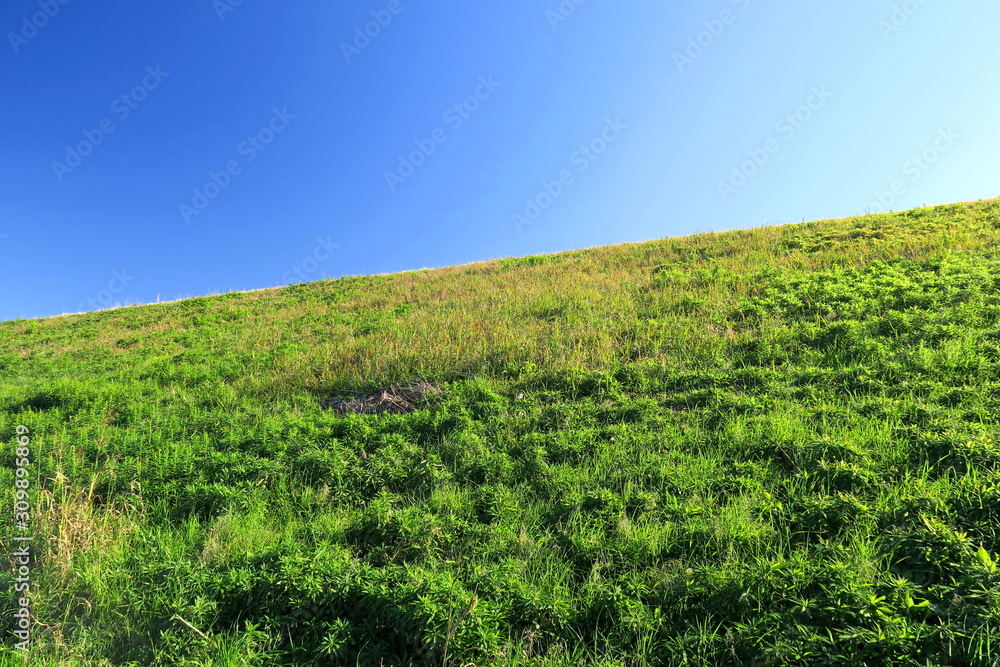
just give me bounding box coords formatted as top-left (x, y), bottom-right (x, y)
top-left (2, 1), bottom-right (998, 321)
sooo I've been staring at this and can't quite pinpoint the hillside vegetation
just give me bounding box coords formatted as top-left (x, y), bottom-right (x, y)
top-left (3, 199), bottom-right (1000, 666)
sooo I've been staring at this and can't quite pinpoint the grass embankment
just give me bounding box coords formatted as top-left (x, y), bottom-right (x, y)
top-left (3, 199), bottom-right (1000, 666)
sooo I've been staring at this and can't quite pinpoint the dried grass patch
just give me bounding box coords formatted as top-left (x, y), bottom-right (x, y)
top-left (320, 380), bottom-right (443, 415)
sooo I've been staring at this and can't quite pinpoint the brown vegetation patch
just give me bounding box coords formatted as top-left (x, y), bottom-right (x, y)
top-left (320, 380), bottom-right (443, 415)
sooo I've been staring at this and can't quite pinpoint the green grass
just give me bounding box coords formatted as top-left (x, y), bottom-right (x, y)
top-left (3, 199), bottom-right (1000, 666)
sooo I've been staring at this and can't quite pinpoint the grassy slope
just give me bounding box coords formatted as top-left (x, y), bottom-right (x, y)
top-left (3, 199), bottom-right (1000, 666)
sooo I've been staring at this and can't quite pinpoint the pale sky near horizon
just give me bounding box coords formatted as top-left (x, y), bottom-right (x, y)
top-left (2, 1), bottom-right (998, 321)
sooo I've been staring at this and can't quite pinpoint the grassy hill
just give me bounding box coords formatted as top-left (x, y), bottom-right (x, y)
top-left (3, 199), bottom-right (1000, 666)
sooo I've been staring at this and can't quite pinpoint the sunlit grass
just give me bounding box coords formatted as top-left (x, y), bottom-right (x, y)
top-left (2, 199), bottom-right (1000, 665)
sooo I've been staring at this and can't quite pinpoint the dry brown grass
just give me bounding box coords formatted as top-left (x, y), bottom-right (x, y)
top-left (35, 467), bottom-right (142, 587)
top-left (320, 380), bottom-right (443, 415)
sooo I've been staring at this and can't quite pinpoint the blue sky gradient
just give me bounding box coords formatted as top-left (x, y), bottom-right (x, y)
top-left (2, 0), bottom-right (998, 320)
